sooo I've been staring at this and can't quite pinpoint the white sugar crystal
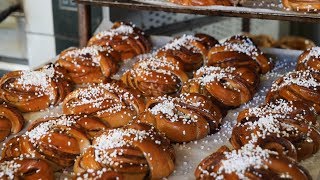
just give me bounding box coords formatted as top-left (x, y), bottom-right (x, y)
top-left (162, 34), bottom-right (201, 52)
top-left (95, 24), bottom-right (134, 40)
top-left (0, 160), bottom-right (22, 179)
top-left (195, 66), bottom-right (236, 85)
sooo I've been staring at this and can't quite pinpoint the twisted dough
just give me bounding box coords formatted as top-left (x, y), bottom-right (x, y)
top-left (0, 100), bottom-right (24, 142)
top-left (266, 70), bottom-right (320, 113)
top-left (282, 0), bottom-right (320, 12)
top-left (74, 123), bottom-right (175, 179)
top-left (296, 47), bottom-right (320, 71)
top-left (0, 157), bottom-right (54, 180)
top-left (156, 34), bottom-right (219, 72)
top-left (182, 66), bottom-right (259, 109)
top-left (63, 81), bottom-right (145, 128)
top-left (1, 115), bottom-right (108, 168)
top-left (208, 35), bottom-right (273, 74)
top-left (88, 22), bottom-right (151, 61)
top-left (274, 36), bottom-right (316, 51)
top-left (169, 0), bottom-right (233, 6)
top-left (57, 46), bottom-right (120, 84)
top-left (76, 169), bottom-right (123, 180)
top-left (121, 55), bottom-right (189, 96)
top-left (0, 64), bottom-right (73, 112)
top-left (195, 144), bottom-right (311, 180)
top-left (230, 100), bottom-right (320, 161)
top-left (139, 93), bottom-right (222, 142)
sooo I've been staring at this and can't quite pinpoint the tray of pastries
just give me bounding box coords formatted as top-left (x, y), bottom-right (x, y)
top-left (0, 22), bottom-right (319, 179)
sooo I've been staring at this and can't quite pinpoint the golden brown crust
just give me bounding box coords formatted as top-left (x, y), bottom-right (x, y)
top-left (282, 0), bottom-right (320, 12)
top-left (88, 22), bottom-right (151, 61)
top-left (0, 64), bottom-right (73, 112)
top-left (244, 33), bottom-right (276, 48)
top-left (75, 169), bottom-right (124, 180)
top-left (195, 145), bottom-right (312, 180)
top-left (138, 93), bottom-right (222, 142)
top-left (63, 81), bottom-right (145, 128)
top-left (169, 0), bottom-right (233, 6)
top-left (0, 157), bottom-right (54, 180)
top-left (230, 100), bottom-right (320, 161)
top-left (296, 47), bottom-right (320, 71)
top-left (74, 123), bottom-right (175, 179)
top-left (183, 66), bottom-right (259, 109)
top-left (121, 55), bottom-right (189, 97)
top-left (274, 36), bottom-right (316, 50)
top-left (57, 46), bottom-right (120, 84)
top-left (0, 101), bottom-right (24, 142)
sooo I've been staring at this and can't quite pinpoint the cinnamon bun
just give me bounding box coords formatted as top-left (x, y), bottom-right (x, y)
top-left (57, 46), bottom-right (120, 84)
top-left (230, 100), bottom-right (320, 161)
top-left (156, 34), bottom-right (219, 72)
top-left (63, 81), bottom-right (145, 128)
top-left (195, 144), bottom-right (311, 179)
top-left (121, 55), bottom-right (189, 96)
top-left (2, 115), bottom-right (107, 168)
top-left (169, 0), bottom-right (233, 6)
top-left (266, 70), bottom-right (320, 113)
top-left (0, 157), bottom-right (54, 180)
top-left (207, 35), bottom-right (273, 74)
top-left (182, 66), bottom-right (259, 109)
top-left (296, 47), bottom-right (320, 71)
top-left (88, 22), bottom-right (151, 61)
top-left (282, 0), bottom-right (320, 12)
top-left (73, 123), bottom-right (175, 179)
top-left (0, 64), bottom-right (73, 112)
top-left (274, 36), bottom-right (316, 50)
top-left (76, 169), bottom-right (123, 180)
top-left (138, 93), bottom-right (222, 142)
top-left (0, 100), bottom-right (24, 142)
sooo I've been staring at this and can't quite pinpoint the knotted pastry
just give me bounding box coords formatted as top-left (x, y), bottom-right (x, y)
top-left (266, 70), bottom-right (320, 113)
top-left (0, 100), bottom-right (24, 142)
top-left (207, 35), bottom-right (273, 74)
top-left (76, 169), bottom-right (123, 180)
top-left (73, 123), bottom-right (175, 179)
top-left (57, 45), bottom-right (120, 84)
top-left (138, 93), bottom-right (222, 142)
top-left (0, 64), bottom-right (73, 112)
top-left (121, 55), bottom-right (189, 96)
top-left (156, 34), bottom-right (219, 72)
top-left (230, 100), bottom-right (320, 161)
top-left (182, 66), bottom-right (259, 109)
top-left (195, 144), bottom-right (311, 180)
top-left (88, 22), bottom-right (151, 61)
top-left (0, 157), bottom-right (54, 180)
top-left (168, 0), bottom-right (240, 6)
top-left (274, 36), bottom-right (316, 50)
top-left (282, 0), bottom-right (320, 12)
top-left (244, 33), bottom-right (276, 48)
top-left (296, 47), bottom-right (320, 71)
top-left (1, 115), bottom-right (108, 168)
top-left (63, 81), bottom-right (145, 128)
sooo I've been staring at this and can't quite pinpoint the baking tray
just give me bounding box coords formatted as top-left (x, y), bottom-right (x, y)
top-left (3, 35), bottom-right (320, 179)
top-left (75, 0), bottom-right (320, 23)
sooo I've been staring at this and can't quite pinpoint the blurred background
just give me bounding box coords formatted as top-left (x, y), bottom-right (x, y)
top-left (0, 0), bottom-right (319, 76)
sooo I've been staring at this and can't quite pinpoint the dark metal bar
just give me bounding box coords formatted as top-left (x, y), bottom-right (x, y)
top-left (78, 4), bottom-right (91, 47)
top-left (242, 18), bottom-right (250, 33)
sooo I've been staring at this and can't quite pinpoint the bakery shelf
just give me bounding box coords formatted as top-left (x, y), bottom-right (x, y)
top-left (76, 0), bottom-right (320, 23)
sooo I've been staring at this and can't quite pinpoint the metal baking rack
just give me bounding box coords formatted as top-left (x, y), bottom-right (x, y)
top-left (75, 0), bottom-right (320, 46)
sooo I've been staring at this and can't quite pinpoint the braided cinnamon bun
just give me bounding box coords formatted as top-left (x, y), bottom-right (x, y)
top-left (297, 47), bottom-right (320, 71)
top-left (182, 66), bottom-right (259, 109)
top-left (57, 46), bottom-right (120, 84)
top-left (76, 169), bottom-right (123, 180)
top-left (2, 115), bottom-right (107, 168)
top-left (0, 64), bottom-right (73, 112)
top-left (282, 0), bottom-right (320, 12)
top-left (266, 70), bottom-right (320, 113)
top-left (0, 100), bottom-right (24, 142)
top-left (0, 157), bottom-right (54, 180)
top-left (156, 34), bottom-right (219, 72)
top-left (207, 35), bottom-right (273, 74)
top-left (74, 123), bottom-right (175, 179)
top-left (121, 55), bottom-right (189, 96)
top-left (230, 100), bottom-right (320, 161)
top-left (274, 36), bottom-right (316, 50)
top-left (195, 144), bottom-right (311, 180)
top-left (88, 22), bottom-right (151, 61)
top-left (138, 93), bottom-right (222, 142)
top-left (63, 81), bottom-right (145, 128)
